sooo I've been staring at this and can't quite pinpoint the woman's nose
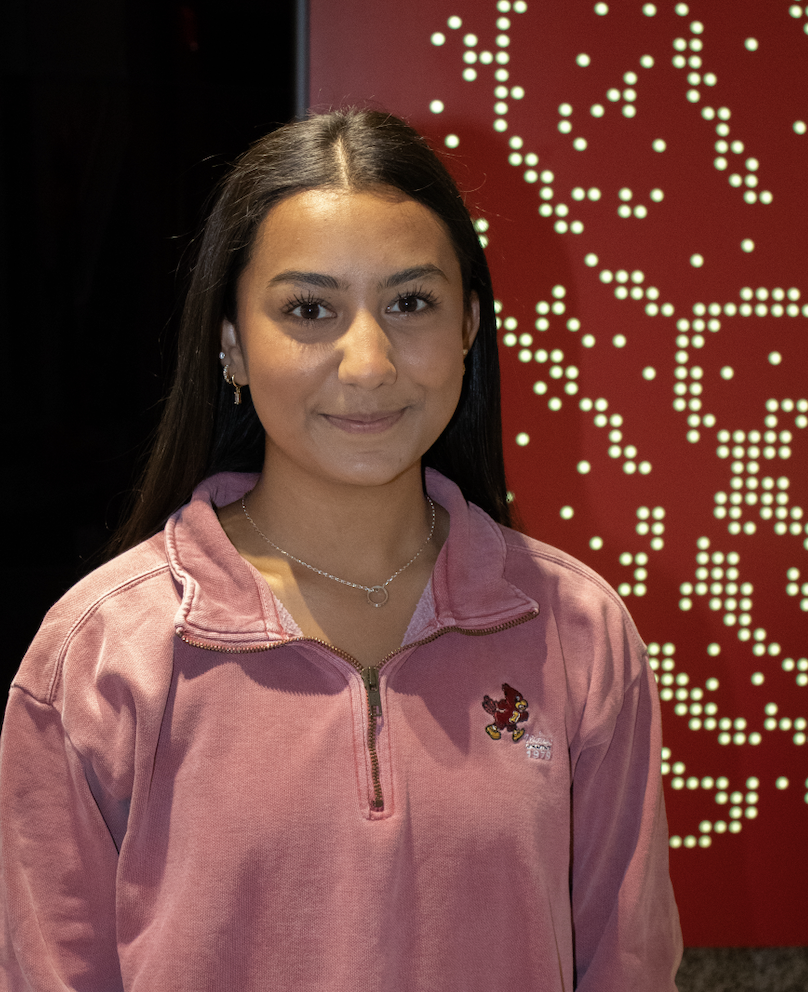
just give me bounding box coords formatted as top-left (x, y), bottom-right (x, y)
top-left (337, 312), bottom-right (397, 388)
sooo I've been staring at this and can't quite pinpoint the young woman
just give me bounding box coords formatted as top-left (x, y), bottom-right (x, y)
top-left (0, 110), bottom-right (681, 991)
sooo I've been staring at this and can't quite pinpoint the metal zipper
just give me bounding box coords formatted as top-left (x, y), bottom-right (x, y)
top-left (179, 607), bottom-right (539, 813)
top-left (361, 666), bottom-right (385, 810)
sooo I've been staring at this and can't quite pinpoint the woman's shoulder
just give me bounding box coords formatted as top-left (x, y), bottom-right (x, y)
top-left (497, 522), bottom-right (622, 600)
top-left (496, 522), bottom-right (644, 646)
top-left (56, 532), bottom-right (172, 620)
top-left (13, 533), bottom-right (175, 703)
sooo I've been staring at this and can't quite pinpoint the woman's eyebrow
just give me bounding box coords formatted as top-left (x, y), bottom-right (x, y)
top-left (266, 264), bottom-right (448, 292)
top-left (380, 264), bottom-right (448, 288)
top-left (267, 270), bottom-right (346, 290)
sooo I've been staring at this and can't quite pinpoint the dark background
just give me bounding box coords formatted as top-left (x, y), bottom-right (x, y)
top-left (1, 1), bottom-right (296, 675)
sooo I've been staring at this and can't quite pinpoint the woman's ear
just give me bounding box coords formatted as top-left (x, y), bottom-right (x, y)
top-left (463, 292), bottom-right (481, 352)
top-left (220, 319), bottom-right (249, 384)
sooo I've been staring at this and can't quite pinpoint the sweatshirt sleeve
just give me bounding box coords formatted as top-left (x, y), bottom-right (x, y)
top-left (0, 686), bottom-right (124, 992)
top-left (569, 650), bottom-right (682, 991)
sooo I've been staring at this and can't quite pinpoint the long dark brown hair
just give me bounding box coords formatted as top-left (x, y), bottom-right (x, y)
top-left (112, 109), bottom-right (511, 553)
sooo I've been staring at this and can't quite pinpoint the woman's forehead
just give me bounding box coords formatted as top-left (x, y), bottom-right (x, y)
top-left (248, 188), bottom-right (460, 279)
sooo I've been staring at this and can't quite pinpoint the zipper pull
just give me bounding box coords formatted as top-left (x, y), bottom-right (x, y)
top-left (362, 666), bottom-right (382, 717)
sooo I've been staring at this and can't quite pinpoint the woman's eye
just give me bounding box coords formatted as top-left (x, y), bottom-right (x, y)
top-left (388, 294), bottom-right (429, 314)
top-left (289, 300), bottom-right (329, 320)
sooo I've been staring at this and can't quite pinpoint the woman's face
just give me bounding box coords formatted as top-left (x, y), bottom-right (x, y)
top-left (221, 188), bottom-right (479, 492)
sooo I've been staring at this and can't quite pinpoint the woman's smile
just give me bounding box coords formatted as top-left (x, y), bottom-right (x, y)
top-left (323, 409), bottom-right (407, 434)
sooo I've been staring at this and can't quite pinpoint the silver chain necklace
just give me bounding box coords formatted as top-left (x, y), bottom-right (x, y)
top-left (240, 495), bottom-right (436, 607)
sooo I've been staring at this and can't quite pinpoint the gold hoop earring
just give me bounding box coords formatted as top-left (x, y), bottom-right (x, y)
top-left (223, 365), bottom-right (242, 405)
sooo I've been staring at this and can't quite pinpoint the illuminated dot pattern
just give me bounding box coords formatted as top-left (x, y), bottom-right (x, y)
top-left (406, 1), bottom-right (808, 918)
top-left (618, 549), bottom-right (652, 597)
top-left (713, 416), bottom-right (807, 541)
top-left (663, 758), bottom-right (768, 847)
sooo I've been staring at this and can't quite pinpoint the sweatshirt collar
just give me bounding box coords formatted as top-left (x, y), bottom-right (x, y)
top-left (167, 470), bottom-right (537, 651)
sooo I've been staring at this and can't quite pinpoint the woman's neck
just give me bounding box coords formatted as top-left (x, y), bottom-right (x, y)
top-left (243, 460), bottom-right (437, 584)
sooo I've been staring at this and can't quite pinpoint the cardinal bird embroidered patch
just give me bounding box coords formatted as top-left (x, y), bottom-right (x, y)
top-left (481, 683), bottom-right (529, 742)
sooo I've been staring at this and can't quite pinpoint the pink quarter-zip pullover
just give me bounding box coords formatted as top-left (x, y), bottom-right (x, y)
top-left (0, 470), bottom-right (681, 990)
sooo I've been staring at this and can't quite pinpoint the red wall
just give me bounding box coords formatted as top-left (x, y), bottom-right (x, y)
top-left (310, 0), bottom-right (808, 945)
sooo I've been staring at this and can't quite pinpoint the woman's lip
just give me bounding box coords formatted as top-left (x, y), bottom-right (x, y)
top-left (323, 410), bottom-right (406, 434)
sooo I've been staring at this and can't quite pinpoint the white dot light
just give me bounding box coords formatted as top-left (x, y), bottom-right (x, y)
top-left (691, 254), bottom-right (704, 267)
